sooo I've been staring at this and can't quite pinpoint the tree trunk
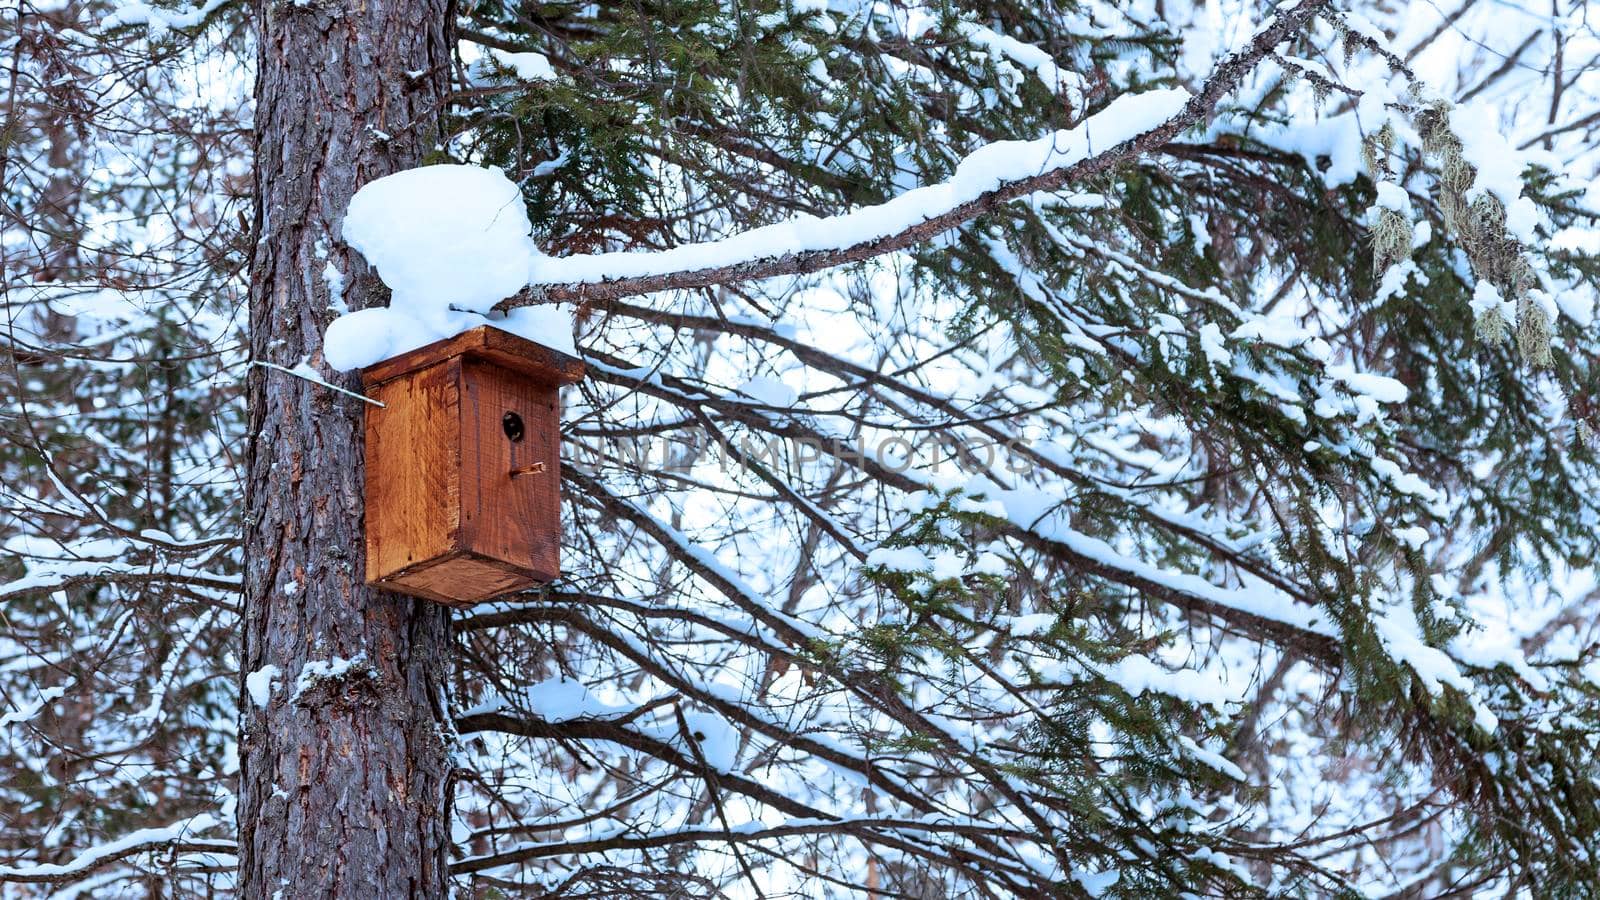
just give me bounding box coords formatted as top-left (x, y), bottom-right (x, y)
top-left (240, 3), bottom-right (454, 896)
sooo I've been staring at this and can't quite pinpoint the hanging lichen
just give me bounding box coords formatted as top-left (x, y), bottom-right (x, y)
top-left (1413, 102), bottom-right (1552, 366)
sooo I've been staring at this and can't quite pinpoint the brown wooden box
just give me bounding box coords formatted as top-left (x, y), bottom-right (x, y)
top-left (359, 326), bottom-right (584, 606)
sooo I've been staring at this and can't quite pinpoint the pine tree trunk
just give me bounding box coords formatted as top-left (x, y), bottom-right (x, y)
top-left (239, 3), bottom-right (454, 896)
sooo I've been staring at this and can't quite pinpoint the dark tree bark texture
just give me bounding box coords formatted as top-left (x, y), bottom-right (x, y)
top-left (240, 2), bottom-right (454, 896)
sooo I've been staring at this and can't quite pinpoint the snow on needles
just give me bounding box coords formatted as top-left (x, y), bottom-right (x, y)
top-left (105, 0), bottom-right (229, 36)
top-left (485, 49), bottom-right (557, 81)
top-left (324, 164), bottom-right (577, 371)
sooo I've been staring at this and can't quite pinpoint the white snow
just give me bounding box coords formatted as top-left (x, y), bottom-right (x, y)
top-left (991, 484), bottom-right (1333, 637)
top-left (1327, 364), bottom-right (1408, 404)
top-left (1230, 317), bottom-right (1322, 351)
top-left (0, 813), bottom-right (222, 879)
top-left (864, 545), bottom-right (931, 572)
top-left (105, 0), bottom-right (229, 36)
top-left (681, 709), bottom-right (740, 771)
top-left (1197, 322), bottom-right (1232, 368)
top-left (901, 10), bottom-right (1084, 103)
top-left (1004, 613), bottom-right (1056, 636)
top-left (340, 164), bottom-right (535, 313)
top-left (1073, 868), bottom-right (1121, 897)
top-left (929, 550), bottom-right (965, 580)
top-left (526, 89), bottom-right (1191, 288)
top-left (733, 376), bottom-right (799, 407)
top-left (328, 91), bottom-right (1186, 370)
top-left (321, 261), bottom-right (346, 312)
top-left (1394, 526), bottom-right (1429, 550)
top-left (1368, 456), bottom-right (1440, 503)
top-left (246, 665), bottom-right (281, 709)
top-left (1374, 604), bottom-right (1497, 734)
top-left (1372, 180), bottom-right (1412, 216)
top-left (1249, 111), bottom-right (1366, 188)
top-left (324, 164), bottom-right (576, 370)
top-left (1101, 655), bottom-right (1240, 712)
top-left (970, 550), bottom-right (1008, 576)
top-left (1450, 624), bottom-right (1549, 694)
top-left (459, 676), bottom-right (632, 723)
top-left (1176, 733), bottom-right (1247, 781)
top-left (1469, 280), bottom-right (1515, 322)
top-left (1449, 103), bottom-right (1541, 242)
top-left (0, 685), bottom-right (67, 727)
top-left (486, 49), bottom-right (556, 81)
top-left (292, 655), bottom-right (367, 700)
top-left (0, 559), bottom-right (239, 601)
top-left (324, 303), bottom-right (576, 371)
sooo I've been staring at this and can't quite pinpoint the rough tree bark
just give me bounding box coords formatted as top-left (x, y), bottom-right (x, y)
top-left (240, 2), bottom-right (454, 896)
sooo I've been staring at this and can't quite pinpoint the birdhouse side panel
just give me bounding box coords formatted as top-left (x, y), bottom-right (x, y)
top-left (458, 358), bottom-right (562, 583)
top-left (363, 359), bottom-right (464, 586)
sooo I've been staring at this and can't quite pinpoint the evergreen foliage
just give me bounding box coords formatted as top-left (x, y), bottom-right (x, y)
top-left (4, 0), bottom-right (1600, 895)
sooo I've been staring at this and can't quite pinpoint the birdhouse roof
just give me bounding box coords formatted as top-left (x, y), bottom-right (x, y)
top-left (358, 325), bottom-right (585, 389)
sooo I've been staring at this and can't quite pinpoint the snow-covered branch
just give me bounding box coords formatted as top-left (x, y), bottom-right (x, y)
top-left (0, 816), bottom-right (233, 885)
top-left (503, 0), bottom-right (1332, 305)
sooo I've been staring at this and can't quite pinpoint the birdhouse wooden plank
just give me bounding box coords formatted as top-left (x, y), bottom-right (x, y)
top-left (359, 325), bottom-right (584, 606)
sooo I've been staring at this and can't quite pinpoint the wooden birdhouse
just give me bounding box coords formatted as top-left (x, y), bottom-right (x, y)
top-left (359, 326), bottom-right (584, 606)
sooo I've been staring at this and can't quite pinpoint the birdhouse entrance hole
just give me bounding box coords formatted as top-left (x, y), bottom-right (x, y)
top-left (502, 411), bottom-right (525, 442)
top-left (358, 325), bottom-right (584, 606)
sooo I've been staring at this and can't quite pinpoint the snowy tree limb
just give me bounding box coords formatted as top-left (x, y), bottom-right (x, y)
top-left (502, 0), bottom-right (1331, 306)
top-left (0, 818), bottom-right (233, 885)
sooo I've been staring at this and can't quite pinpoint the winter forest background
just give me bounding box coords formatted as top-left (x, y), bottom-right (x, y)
top-left (6, 0), bottom-right (1600, 896)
